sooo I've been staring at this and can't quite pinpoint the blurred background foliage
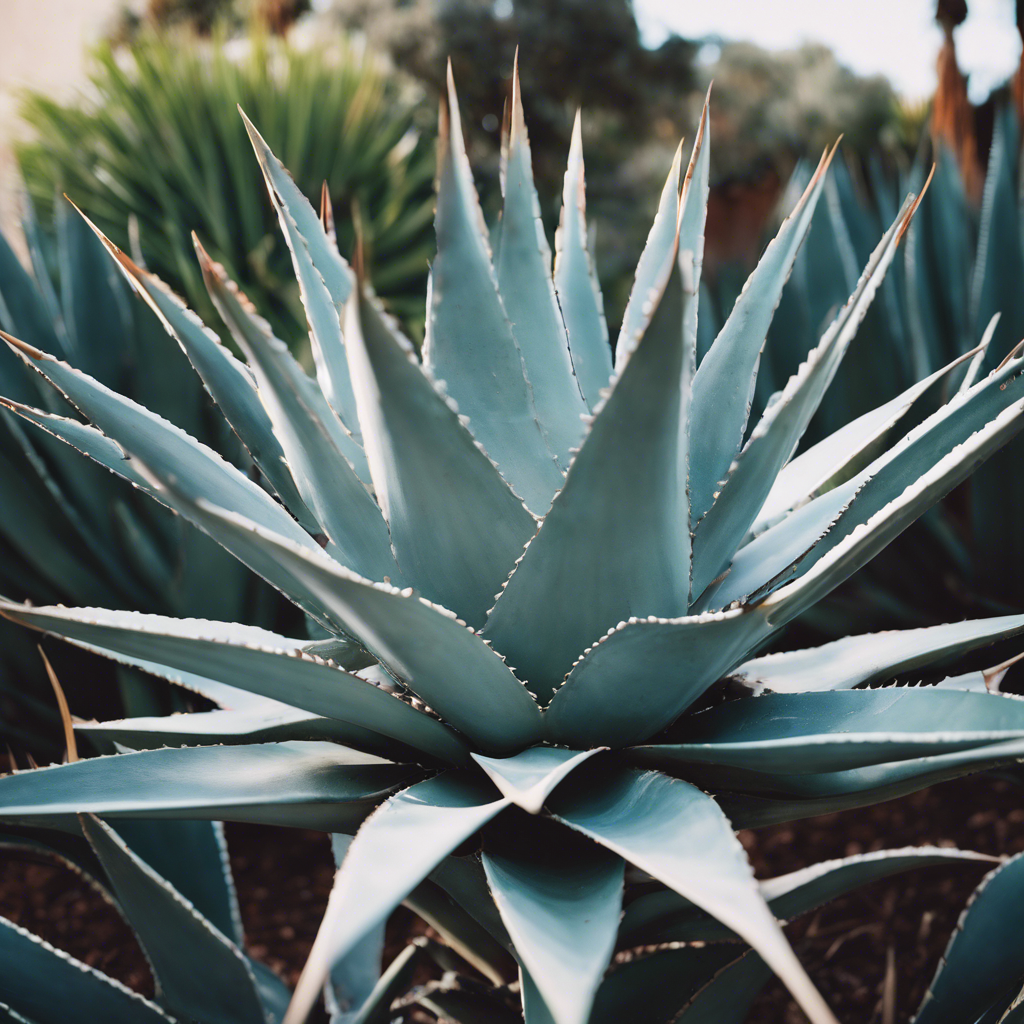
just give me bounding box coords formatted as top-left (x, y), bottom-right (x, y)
top-left (16, 29), bottom-right (436, 345)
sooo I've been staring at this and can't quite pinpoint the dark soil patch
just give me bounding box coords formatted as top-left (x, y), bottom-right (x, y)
top-left (0, 773), bottom-right (1019, 1023)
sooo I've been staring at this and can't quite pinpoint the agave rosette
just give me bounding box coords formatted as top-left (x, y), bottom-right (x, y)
top-left (3, 63), bottom-right (1024, 1024)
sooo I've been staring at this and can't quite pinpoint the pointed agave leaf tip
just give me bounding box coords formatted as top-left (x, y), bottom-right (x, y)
top-left (0, 328), bottom-right (45, 361)
top-left (896, 162), bottom-right (936, 247)
top-left (319, 181), bottom-right (336, 242)
top-left (39, 646), bottom-right (78, 763)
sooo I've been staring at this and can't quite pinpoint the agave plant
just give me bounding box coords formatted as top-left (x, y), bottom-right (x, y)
top-left (713, 102), bottom-right (1024, 629)
top-left (5, 61), bottom-right (1024, 1024)
top-left (0, 202), bottom-right (287, 750)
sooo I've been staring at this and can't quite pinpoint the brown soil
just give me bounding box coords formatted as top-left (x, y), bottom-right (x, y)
top-left (0, 773), bottom-right (1019, 1023)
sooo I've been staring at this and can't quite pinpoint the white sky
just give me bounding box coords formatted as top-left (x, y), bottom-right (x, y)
top-left (634, 0), bottom-right (1022, 102)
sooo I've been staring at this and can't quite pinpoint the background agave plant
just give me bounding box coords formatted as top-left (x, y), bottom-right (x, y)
top-left (0, 205), bottom-right (290, 751)
top-left (708, 103), bottom-right (1024, 632)
top-left (15, 30), bottom-right (436, 343)
top-left (4, 61), bottom-right (1024, 1024)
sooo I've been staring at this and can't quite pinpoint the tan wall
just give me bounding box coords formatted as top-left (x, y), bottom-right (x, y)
top-left (0, 0), bottom-right (126, 250)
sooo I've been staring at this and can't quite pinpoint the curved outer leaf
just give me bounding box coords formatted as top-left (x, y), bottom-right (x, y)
top-left (285, 774), bottom-right (510, 1024)
top-left (0, 742), bottom-right (417, 833)
top-left (553, 110), bottom-right (612, 410)
top-left (77, 709), bottom-right (414, 761)
top-left (0, 400), bottom-right (334, 628)
top-left (786, 344), bottom-right (1024, 592)
top-left (719, 735), bottom-right (1024, 829)
top-left (343, 281), bottom-right (535, 629)
top-left (673, 949), bottom-right (774, 1024)
top-left (752, 345), bottom-right (983, 535)
top-left (110, 818), bottom-right (244, 948)
top-left (633, 689), bottom-right (1024, 775)
top-left (188, 502), bottom-right (544, 754)
top-left (0, 915), bottom-right (174, 1024)
top-left (482, 849), bottom-right (623, 1024)
top-left (732, 613), bottom-right (1024, 694)
top-left (494, 57), bottom-right (587, 465)
top-left (195, 245), bottom-right (399, 584)
top-left (484, 216), bottom-right (692, 699)
top-left (0, 602), bottom-right (470, 767)
top-left (689, 145), bottom-right (835, 525)
top-left (84, 224), bottom-right (317, 530)
top-left (0, 333), bottom-right (316, 551)
top-left (544, 607), bottom-right (773, 748)
top-left (471, 747), bottom-right (605, 814)
top-left (239, 109), bottom-right (359, 433)
top-left (614, 140), bottom-right (683, 368)
top-left (620, 846), bottom-right (995, 946)
top-left (699, 476), bottom-right (859, 610)
top-left (422, 65), bottom-right (562, 514)
top-left (914, 853), bottom-right (1024, 1024)
top-left (691, 193), bottom-right (918, 597)
top-left (80, 815), bottom-right (268, 1024)
top-left (550, 767), bottom-right (838, 1024)
top-left (589, 944), bottom-right (741, 1024)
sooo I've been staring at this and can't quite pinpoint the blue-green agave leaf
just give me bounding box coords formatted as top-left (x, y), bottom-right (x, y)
top-left (195, 244), bottom-right (399, 584)
top-left (470, 747), bottom-right (604, 814)
top-left (85, 222), bottom-right (316, 531)
top-left (673, 949), bottom-right (773, 1024)
top-left (325, 834), bottom-right (386, 1024)
top-left (698, 475), bottom-right (860, 611)
top-left (544, 606), bottom-right (773, 747)
top-left (285, 774), bottom-right (510, 1024)
top-left (0, 601), bottom-right (470, 767)
top-left (734, 612), bottom-right (1024, 693)
top-left (429, 855), bottom-right (514, 952)
top-left (691, 192), bottom-right (919, 596)
top-left (614, 140), bottom-right (683, 367)
top-left (111, 818), bottom-right (243, 948)
top-left (494, 56), bottom-right (587, 465)
top-left (80, 815), bottom-right (269, 1024)
top-left (620, 845), bottom-right (995, 946)
top-left (689, 144), bottom-right (836, 524)
top-left (914, 853), bottom-right (1024, 1024)
top-left (0, 226), bottom-right (67, 368)
top-left (677, 88), bottom-right (712, 386)
top-left (633, 688), bottom-right (1024, 774)
top-left (720, 735), bottom-right (1024, 828)
top-left (550, 767), bottom-right (838, 1024)
top-left (553, 110), bottom-right (612, 409)
top-left (0, 1000), bottom-right (36, 1024)
top-left (482, 848), bottom-right (623, 1024)
top-left (343, 279), bottom-right (535, 629)
top-left (239, 109), bottom-right (359, 432)
top-left (0, 332), bottom-right (316, 550)
top-left (0, 915), bottom-right (173, 1024)
top-left (77, 708), bottom-right (417, 762)
top-left (402, 880), bottom-right (510, 987)
top-left (0, 400), bottom-right (341, 629)
top-left (484, 215), bottom-right (692, 699)
top-left (416, 979), bottom-right (522, 1024)
top-left (783, 343), bottom-right (1024, 597)
top-left (957, 312), bottom-right (999, 395)
top-left (186, 502), bottom-right (545, 754)
top-left (0, 742), bottom-right (416, 833)
top-left (761, 381), bottom-right (1024, 625)
top-left (589, 944), bottom-right (741, 1024)
top-left (56, 199), bottom-right (132, 384)
top-left (422, 64), bottom-right (562, 514)
top-left (753, 342), bottom-right (984, 535)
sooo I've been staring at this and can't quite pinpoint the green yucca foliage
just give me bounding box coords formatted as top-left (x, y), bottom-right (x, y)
top-left (16, 31), bottom-right (435, 343)
top-left (714, 103), bottom-right (1024, 629)
top-left (5, 63), bottom-right (1024, 1024)
top-left (0, 203), bottom-right (286, 749)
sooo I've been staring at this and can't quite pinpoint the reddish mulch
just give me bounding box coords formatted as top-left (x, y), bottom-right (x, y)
top-left (0, 774), bottom-right (1020, 1023)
